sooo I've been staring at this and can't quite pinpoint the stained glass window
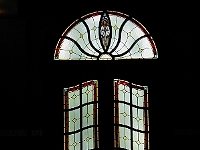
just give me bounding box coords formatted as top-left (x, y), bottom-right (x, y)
top-left (64, 80), bottom-right (99, 150)
top-left (114, 79), bottom-right (149, 150)
top-left (54, 10), bottom-right (158, 60)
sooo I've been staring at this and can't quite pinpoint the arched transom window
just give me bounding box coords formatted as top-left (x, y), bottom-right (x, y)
top-left (54, 10), bottom-right (158, 60)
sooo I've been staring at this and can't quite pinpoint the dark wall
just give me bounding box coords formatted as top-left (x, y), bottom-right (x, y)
top-left (0, 0), bottom-right (199, 149)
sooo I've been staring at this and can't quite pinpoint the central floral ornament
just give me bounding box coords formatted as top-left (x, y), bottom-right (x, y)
top-left (99, 12), bottom-right (112, 51)
top-left (54, 10), bottom-right (158, 60)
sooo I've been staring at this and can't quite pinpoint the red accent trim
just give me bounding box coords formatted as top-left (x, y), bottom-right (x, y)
top-left (144, 88), bottom-right (149, 150)
top-left (114, 80), bottom-right (120, 148)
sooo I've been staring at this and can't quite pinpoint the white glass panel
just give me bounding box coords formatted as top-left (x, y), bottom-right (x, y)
top-left (124, 85), bottom-right (130, 103)
top-left (118, 84), bottom-right (124, 101)
top-left (138, 109), bottom-right (144, 131)
top-left (85, 15), bottom-right (103, 52)
top-left (68, 90), bottom-right (80, 109)
top-left (132, 130), bottom-right (139, 143)
top-left (82, 128), bottom-right (94, 150)
top-left (124, 128), bottom-right (131, 149)
top-left (124, 104), bottom-right (130, 126)
top-left (108, 15), bottom-right (123, 52)
top-left (123, 20), bottom-right (137, 33)
top-left (132, 107), bottom-right (138, 130)
top-left (139, 132), bottom-right (144, 144)
top-left (82, 85), bottom-right (94, 105)
top-left (69, 109), bottom-right (80, 132)
top-left (67, 24), bottom-right (84, 41)
top-left (119, 103), bottom-right (125, 124)
top-left (129, 24), bottom-right (145, 40)
top-left (114, 32), bottom-right (128, 54)
top-left (75, 133), bottom-right (81, 150)
top-left (68, 134), bottom-right (75, 150)
top-left (139, 143), bottom-right (144, 150)
top-left (82, 105), bottom-right (94, 128)
top-left (119, 127), bottom-right (125, 148)
top-left (132, 94), bottom-right (137, 106)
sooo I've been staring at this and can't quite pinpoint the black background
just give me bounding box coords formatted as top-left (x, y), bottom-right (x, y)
top-left (0, 0), bottom-right (199, 149)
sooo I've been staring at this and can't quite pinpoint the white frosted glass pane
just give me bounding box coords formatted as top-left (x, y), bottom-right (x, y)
top-left (139, 143), bottom-right (144, 150)
top-left (132, 107), bottom-right (137, 118)
top-left (132, 94), bottom-right (137, 106)
top-left (82, 128), bottom-right (94, 150)
top-left (82, 105), bottom-right (94, 127)
top-left (115, 31), bottom-right (128, 54)
top-left (133, 118), bottom-right (138, 130)
top-left (85, 15), bottom-right (103, 53)
top-left (138, 96), bottom-right (144, 107)
top-left (68, 134), bottom-right (74, 150)
top-left (75, 133), bottom-right (81, 149)
top-left (87, 105), bottom-right (93, 126)
top-left (119, 127), bottom-right (125, 148)
top-left (119, 103), bottom-right (125, 124)
top-left (124, 128), bottom-right (131, 149)
top-left (67, 27), bottom-right (82, 41)
top-left (138, 109), bottom-right (144, 131)
top-left (87, 85), bottom-right (93, 103)
top-left (82, 106), bottom-right (88, 128)
top-left (133, 131), bottom-right (139, 142)
top-left (108, 15), bottom-right (121, 52)
top-left (136, 37), bottom-right (152, 50)
top-left (124, 85), bottom-right (130, 103)
top-left (124, 104), bottom-right (130, 126)
top-left (81, 34), bottom-right (99, 56)
top-left (110, 14), bottom-right (126, 34)
top-left (132, 87), bottom-right (138, 95)
top-left (142, 47), bottom-right (154, 58)
top-left (123, 20), bottom-right (137, 33)
top-left (138, 109), bottom-right (143, 120)
top-left (139, 132), bottom-right (144, 144)
top-left (69, 109), bottom-right (80, 132)
top-left (133, 141), bottom-right (138, 150)
top-left (130, 25), bottom-right (145, 40)
top-left (60, 38), bottom-right (74, 48)
top-left (88, 128), bottom-right (94, 149)
top-left (68, 90), bottom-right (80, 109)
top-left (82, 85), bottom-right (94, 104)
top-left (118, 92), bottom-right (123, 101)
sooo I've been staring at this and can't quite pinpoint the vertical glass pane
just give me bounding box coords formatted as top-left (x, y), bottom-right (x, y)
top-left (69, 109), bottom-right (80, 132)
top-left (82, 104), bottom-right (94, 128)
top-left (119, 103), bottom-right (130, 126)
top-left (114, 79), bottom-right (149, 150)
top-left (82, 84), bottom-right (94, 104)
top-left (64, 80), bottom-right (98, 150)
top-left (119, 127), bottom-right (131, 149)
top-left (82, 128), bottom-right (94, 150)
top-left (68, 89), bottom-right (80, 109)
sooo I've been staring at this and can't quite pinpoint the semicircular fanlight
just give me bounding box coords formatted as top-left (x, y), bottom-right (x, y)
top-left (54, 10), bottom-right (158, 60)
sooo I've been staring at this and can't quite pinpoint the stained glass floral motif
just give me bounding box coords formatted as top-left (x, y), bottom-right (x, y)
top-left (54, 10), bottom-right (158, 60)
top-left (64, 80), bottom-right (99, 150)
top-left (114, 79), bottom-right (149, 150)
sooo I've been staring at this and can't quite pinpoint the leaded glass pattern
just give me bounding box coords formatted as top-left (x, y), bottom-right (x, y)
top-left (64, 80), bottom-right (99, 150)
top-left (54, 10), bottom-right (158, 60)
top-left (114, 79), bottom-right (149, 150)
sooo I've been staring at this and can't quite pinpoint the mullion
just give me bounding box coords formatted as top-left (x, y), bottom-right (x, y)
top-left (80, 83), bottom-right (83, 150)
top-left (144, 88), bottom-right (148, 150)
top-left (94, 82), bottom-right (98, 148)
top-left (130, 82), bottom-right (133, 150)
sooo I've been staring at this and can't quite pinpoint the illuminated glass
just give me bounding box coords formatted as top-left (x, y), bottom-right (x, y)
top-left (114, 79), bottom-right (149, 150)
top-left (54, 10), bottom-right (158, 60)
top-left (64, 80), bottom-right (99, 150)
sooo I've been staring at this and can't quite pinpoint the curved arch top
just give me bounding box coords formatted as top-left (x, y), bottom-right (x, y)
top-left (54, 10), bottom-right (158, 60)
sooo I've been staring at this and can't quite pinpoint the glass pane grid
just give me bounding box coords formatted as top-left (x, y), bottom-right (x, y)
top-left (114, 79), bottom-right (149, 150)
